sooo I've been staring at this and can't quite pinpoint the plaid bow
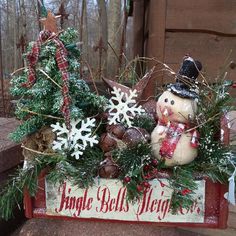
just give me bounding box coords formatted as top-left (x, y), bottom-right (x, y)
top-left (22, 31), bottom-right (71, 129)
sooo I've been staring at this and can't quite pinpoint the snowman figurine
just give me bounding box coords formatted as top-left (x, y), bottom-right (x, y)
top-left (151, 56), bottom-right (202, 166)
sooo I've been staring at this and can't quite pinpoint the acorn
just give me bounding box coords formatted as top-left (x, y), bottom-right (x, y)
top-left (106, 124), bottom-right (126, 139)
top-left (122, 127), bottom-right (150, 147)
top-left (98, 157), bottom-right (120, 178)
top-left (99, 133), bottom-right (117, 152)
top-left (97, 111), bottom-right (109, 121)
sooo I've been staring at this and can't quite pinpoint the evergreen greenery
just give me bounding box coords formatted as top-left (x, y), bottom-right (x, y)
top-left (132, 114), bottom-right (156, 133)
top-left (0, 147), bottom-right (104, 220)
top-left (47, 147), bottom-right (104, 188)
top-left (167, 76), bottom-right (236, 212)
top-left (113, 142), bottom-right (152, 201)
top-left (0, 28), bottom-right (108, 220)
top-left (9, 28), bottom-right (107, 143)
top-left (196, 78), bottom-right (236, 182)
top-left (168, 167), bottom-right (198, 214)
top-left (0, 155), bottom-right (60, 220)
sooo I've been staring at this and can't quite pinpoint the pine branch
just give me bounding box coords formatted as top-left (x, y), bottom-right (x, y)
top-left (132, 114), bottom-right (156, 133)
top-left (168, 166), bottom-right (198, 214)
top-left (113, 143), bottom-right (153, 201)
top-left (0, 155), bottom-right (62, 220)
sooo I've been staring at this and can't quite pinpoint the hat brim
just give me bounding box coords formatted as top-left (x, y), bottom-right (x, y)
top-left (167, 83), bottom-right (198, 99)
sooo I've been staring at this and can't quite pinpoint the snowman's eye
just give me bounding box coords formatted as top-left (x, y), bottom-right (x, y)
top-left (171, 100), bottom-right (175, 105)
top-left (164, 98), bottom-right (168, 103)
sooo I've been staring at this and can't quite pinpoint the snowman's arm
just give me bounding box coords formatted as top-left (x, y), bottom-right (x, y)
top-left (190, 129), bottom-right (199, 148)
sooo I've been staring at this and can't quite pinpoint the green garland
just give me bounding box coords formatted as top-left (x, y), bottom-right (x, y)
top-left (168, 167), bottom-right (198, 214)
top-left (0, 146), bottom-right (104, 220)
top-left (0, 155), bottom-right (60, 220)
top-left (47, 147), bottom-right (104, 188)
top-left (132, 114), bottom-right (156, 133)
top-left (113, 142), bottom-right (152, 201)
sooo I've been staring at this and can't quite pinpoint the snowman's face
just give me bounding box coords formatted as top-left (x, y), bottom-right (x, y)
top-left (156, 91), bottom-right (197, 124)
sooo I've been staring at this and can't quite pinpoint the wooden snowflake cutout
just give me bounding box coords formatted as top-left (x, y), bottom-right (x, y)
top-left (51, 118), bottom-right (98, 159)
top-left (107, 87), bottom-right (145, 127)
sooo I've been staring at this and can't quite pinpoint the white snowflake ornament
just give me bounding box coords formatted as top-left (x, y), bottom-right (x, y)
top-left (107, 87), bottom-right (145, 127)
top-left (51, 118), bottom-right (98, 159)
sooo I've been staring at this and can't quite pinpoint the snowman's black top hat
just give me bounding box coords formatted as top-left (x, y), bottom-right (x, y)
top-left (167, 56), bottom-right (202, 99)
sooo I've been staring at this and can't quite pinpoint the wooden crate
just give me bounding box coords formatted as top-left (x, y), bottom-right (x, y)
top-left (21, 99), bottom-right (232, 229)
top-left (23, 170), bottom-right (229, 229)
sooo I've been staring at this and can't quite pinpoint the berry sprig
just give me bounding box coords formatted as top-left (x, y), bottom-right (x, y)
top-left (122, 158), bottom-right (161, 199)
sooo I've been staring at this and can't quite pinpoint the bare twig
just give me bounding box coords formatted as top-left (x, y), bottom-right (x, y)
top-left (11, 67), bottom-right (27, 76)
top-left (20, 108), bottom-right (64, 120)
top-left (21, 144), bottom-right (56, 156)
top-left (38, 68), bottom-right (62, 89)
top-left (82, 59), bottom-right (99, 95)
top-left (185, 113), bottom-right (221, 133)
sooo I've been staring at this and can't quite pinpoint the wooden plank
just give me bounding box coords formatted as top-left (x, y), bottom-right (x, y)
top-left (146, 0), bottom-right (166, 63)
top-left (144, 0), bottom-right (167, 96)
top-left (229, 205), bottom-right (236, 213)
top-left (132, 0), bottom-right (146, 78)
top-left (183, 204), bottom-right (234, 235)
top-left (166, 0), bottom-right (236, 35)
top-left (44, 179), bottom-right (207, 223)
top-left (218, 184), bottom-right (229, 228)
top-left (228, 212), bottom-right (236, 229)
top-left (133, 0), bottom-right (145, 58)
top-left (181, 228), bottom-right (236, 236)
top-left (164, 32), bottom-right (236, 84)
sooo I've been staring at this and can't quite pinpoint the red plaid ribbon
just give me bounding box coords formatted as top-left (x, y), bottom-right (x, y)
top-left (22, 31), bottom-right (71, 129)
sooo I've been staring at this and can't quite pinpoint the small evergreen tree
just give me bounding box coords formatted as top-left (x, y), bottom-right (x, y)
top-left (10, 28), bottom-right (107, 143)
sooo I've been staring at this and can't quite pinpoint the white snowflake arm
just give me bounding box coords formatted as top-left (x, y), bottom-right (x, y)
top-left (124, 89), bottom-right (138, 102)
top-left (81, 133), bottom-right (99, 147)
top-left (71, 146), bottom-right (84, 160)
top-left (51, 122), bottom-right (69, 136)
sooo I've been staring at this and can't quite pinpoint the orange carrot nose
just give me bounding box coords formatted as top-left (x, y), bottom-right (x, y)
top-left (163, 107), bottom-right (169, 117)
top-left (162, 108), bottom-right (170, 123)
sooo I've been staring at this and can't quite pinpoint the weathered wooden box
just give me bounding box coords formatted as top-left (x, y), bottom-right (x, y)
top-left (24, 170), bottom-right (228, 229)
